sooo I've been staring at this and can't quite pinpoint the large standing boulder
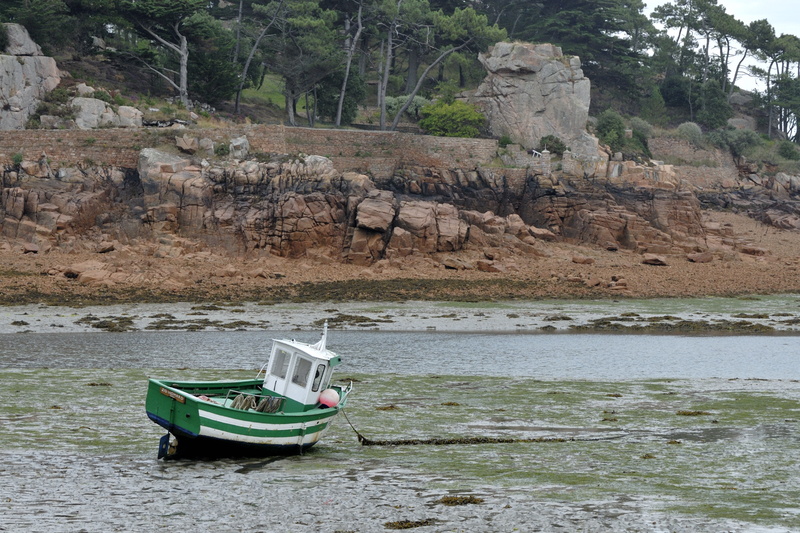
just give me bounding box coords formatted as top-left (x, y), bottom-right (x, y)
top-left (0, 24), bottom-right (62, 130)
top-left (72, 97), bottom-right (117, 129)
top-left (118, 105), bottom-right (144, 128)
top-left (470, 42), bottom-right (600, 160)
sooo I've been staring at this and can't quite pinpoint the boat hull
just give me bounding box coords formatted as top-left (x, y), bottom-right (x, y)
top-left (145, 378), bottom-right (349, 459)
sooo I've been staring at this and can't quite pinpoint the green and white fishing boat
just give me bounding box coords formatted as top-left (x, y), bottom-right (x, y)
top-left (145, 323), bottom-right (352, 459)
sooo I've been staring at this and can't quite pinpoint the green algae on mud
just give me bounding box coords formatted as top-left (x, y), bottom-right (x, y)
top-left (0, 277), bottom-right (577, 307)
top-left (569, 317), bottom-right (779, 333)
top-left (3, 368), bottom-right (800, 529)
top-left (343, 374), bottom-right (800, 527)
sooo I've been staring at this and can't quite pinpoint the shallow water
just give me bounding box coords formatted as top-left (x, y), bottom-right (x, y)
top-left (2, 302), bottom-right (800, 532)
top-left (1, 329), bottom-right (797, 380)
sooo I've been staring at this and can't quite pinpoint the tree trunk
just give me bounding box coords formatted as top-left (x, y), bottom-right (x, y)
top-left (136, 20), bottom-right (192, 108)
top-left (234, 0), bottom-right (285, 114)
top-left (178, 33), bottom-right (190, 108)
top-left (286, 91), bottom-right (296, 126)
top-left (729, 50), bottom-right (749, 96)
top-left (404, 46), bottom-right (420, 94)
top-left (701, 35), bottom-right (710, 85)
top-left (358, 36), bottom-right (369, 77)
top-left (335, 6), bottom-right (363, 127)
top-left (234, 0), bottom-right (244, 62)
top-left (378, 36), bottom-right (393, 131)
top-left (389, 41), bottom-right (471, 131)
top-left (718, 36), bottom-right (730, 93)
top-left (378, 0), bottom-right (405, 130)
top-left (305, 90), bottom-right (316, 127)
top-left (676, 2), bottom-right (695, 76)
top-left (768, 58), bottom-right (777, 138)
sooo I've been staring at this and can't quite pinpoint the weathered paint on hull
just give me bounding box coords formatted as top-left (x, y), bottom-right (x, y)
top-left (149, 415), bottom-right (324, 458)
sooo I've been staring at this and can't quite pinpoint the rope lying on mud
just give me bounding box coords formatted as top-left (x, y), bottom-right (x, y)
top-left (340, 409), bottom-right (619, 447)
top-left (358, 435), bottom-right (572, 446)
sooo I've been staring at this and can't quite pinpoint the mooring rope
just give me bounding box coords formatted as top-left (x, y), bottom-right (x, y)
top-left (340, 409), bottom-right (622, 447)
top-left (341, 408), bottom-right (373, 444)
top-left (358, 435), bottom-right (573, 446)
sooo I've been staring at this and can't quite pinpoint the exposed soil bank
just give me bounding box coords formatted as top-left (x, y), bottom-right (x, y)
top-left (1, 211), bottom-right (799, 306)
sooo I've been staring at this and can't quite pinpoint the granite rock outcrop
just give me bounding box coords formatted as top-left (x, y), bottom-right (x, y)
top-left (2, 145), bottom-right (733, 270)
top-left (0, 24), bottom-right (62, 130)
top-left (469, 42), bottom-right (602, 161)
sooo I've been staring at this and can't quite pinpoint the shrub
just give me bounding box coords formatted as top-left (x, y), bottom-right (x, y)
top-left (677, 122), bottom-right (704, 147)
top-left (660, 77), bottom-right (691, 108)
top-left (45, 87), bottom-right (71, 105)
top-left (418, 100), bottom-right (485, 138)
top-left (315, 71), bottom-right (366, 125)
top-left (628, 131), bottom-right (652, 159)
top-left (708, 128), bottom-right (762, 160)
top-left (536, 135), bottom-right (568, 156)
top-left (433, 81), bottom-right (460, 105)
top-left (596, 109), bottom-right (626, 152)
top-left (385, 95), bottom-right (431, 120)
top-left (777, 140), bottom-right (800, 160)
top-left (706, 129), bottom-right (729, 150)
top-left (91, 90), bottom-right (112, 103)
top-left (214, 143), bottom-right (231, 157)
top-left (630, 117), bottom-right (654, 139)
top-left (498, 135), bottom-right (513, 148)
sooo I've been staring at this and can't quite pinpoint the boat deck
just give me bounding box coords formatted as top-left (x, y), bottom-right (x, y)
top-left (195, 389), bottom-right (287, 413)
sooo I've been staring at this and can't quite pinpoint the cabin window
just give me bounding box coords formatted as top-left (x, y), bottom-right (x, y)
top-left (291, 357), bottom-right (312, 387)
top-left (311, 364), bottom-right (326, 392)
top-left (271, 349), bottom-right (291, 379)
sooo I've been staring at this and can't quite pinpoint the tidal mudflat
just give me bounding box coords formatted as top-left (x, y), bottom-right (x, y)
top-left (2, 369), bottom-right (800, 531)
top-left (1, 294), bottom-right (800, 334)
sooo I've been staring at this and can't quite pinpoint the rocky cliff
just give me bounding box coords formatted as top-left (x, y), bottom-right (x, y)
top-left (2, 145), bottom-right (732, 270)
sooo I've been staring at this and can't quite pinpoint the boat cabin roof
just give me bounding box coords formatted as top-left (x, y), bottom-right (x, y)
top-left (270, 323), bottom-right (341, 366)
top-left (272, 338), bottom-right (339, 363)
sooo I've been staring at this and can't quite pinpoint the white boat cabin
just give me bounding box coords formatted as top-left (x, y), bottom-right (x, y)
top-left (262, 324), bottom-right (341, 407)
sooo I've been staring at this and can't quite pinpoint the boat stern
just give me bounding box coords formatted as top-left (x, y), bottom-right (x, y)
top-left (145, 379), bottom-right (202, 438)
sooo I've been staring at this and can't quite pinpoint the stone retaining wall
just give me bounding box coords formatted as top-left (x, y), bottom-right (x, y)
top-left (0, 125), bottom-right (500, 178)
top-left (648, 137), bottom-right (736, 188)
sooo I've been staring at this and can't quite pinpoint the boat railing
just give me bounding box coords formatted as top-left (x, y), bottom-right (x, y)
top-left (225, 390), bottom-right (284, 413)
top-left (255, 362), bottom-right (269, 380)
top-left (339, 381), bottom-right (354, 396)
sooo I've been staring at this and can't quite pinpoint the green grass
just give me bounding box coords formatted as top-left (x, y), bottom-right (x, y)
top-left (240, 74), bottom-right (308, 113)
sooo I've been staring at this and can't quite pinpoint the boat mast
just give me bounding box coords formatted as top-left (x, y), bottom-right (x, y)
top-left (311, 321), bottom-right (328, 352)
